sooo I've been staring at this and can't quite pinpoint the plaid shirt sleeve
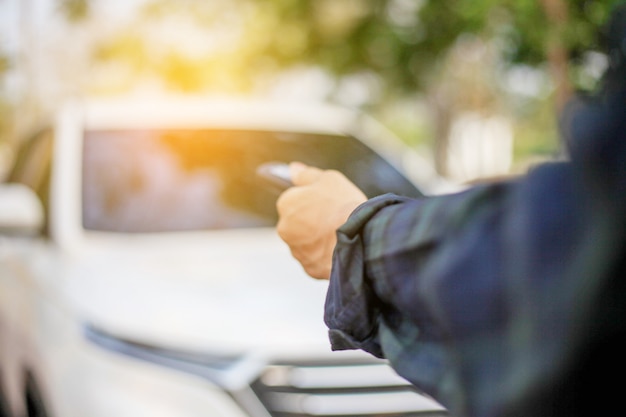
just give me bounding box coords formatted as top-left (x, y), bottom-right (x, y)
top-left (324, 85), bottom-right (626, 417)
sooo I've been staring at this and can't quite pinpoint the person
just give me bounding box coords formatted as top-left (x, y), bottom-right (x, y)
top-left (275, 7), bottom-right (625, 417)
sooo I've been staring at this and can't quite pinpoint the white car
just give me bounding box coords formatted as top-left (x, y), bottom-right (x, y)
top-left (0, 97), bottom-right (448, 417)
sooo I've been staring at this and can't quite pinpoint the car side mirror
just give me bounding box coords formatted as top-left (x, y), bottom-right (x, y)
top-left (0, 183), bottom-right (44, 235)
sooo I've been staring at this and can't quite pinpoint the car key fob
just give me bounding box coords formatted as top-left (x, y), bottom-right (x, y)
top-left (256, 162), bottom-right (294, 192)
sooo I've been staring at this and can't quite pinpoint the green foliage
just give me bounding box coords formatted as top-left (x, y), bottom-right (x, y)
top-left (251, 0), bottom-right (616, 96)
top-left (58, 0), bottom-right (90, 22)
top-left (89, 0), bottom-right (617, 98)
top-left (84, 0), bottom-right (618, 166)
top-left (511, 97), bottom-right (560, 161)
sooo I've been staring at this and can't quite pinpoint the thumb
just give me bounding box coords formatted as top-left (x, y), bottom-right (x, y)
top-left (290, 162), bottom-right (324, 186)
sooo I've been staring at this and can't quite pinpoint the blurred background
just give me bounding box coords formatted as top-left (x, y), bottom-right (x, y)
top-left (0, 0), bottom-right (618, 184)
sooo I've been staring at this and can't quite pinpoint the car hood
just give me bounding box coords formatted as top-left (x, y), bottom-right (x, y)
top-left (64, 229), bottom-right (334, 357)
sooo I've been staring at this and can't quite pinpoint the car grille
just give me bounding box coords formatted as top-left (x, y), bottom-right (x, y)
top-left (249, 359), bottom-right (448, 417)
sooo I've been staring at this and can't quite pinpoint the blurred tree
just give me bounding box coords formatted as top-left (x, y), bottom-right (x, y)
top-left (89, 0), bottom-right (619, 100)
top-left (79, 0), bottom-right (621, 175)
top-left (58, 0), bottom-right (90, 22)
top-left (248, 0), bottom-right (620, 175)
top-left (91, 0), bottom-right (262, 93)
top-left (256, 0), bottom-right (619, 101)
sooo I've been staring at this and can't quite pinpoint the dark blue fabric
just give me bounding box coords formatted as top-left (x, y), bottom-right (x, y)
top-left (324, 13), bottom-right (626, 415)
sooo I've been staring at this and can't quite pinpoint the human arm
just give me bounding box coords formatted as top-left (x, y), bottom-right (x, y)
top-left (276, 151), bottom-right (624, 416)
top-left (275, 32), bottom-right (626, 416)
top-left (325, 153), bottom-right (625, 416)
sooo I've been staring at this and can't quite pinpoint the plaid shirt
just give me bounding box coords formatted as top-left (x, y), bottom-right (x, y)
top-left (324, 82), bottom-right (626, 415)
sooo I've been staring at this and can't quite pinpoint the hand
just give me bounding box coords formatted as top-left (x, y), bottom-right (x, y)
top-left (276, 162), bottom-right (367, 279)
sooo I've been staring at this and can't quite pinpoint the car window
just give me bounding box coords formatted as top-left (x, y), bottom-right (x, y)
top-left (82, 129), bottom-right (421, 233)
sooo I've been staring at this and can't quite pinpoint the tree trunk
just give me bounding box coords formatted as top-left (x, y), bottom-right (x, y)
top-left (430, 89), bottom-right (453, 178)
top-left (539, 0), bottom-right (572, 114)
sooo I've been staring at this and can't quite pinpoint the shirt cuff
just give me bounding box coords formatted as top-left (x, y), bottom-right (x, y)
top-left (337, 194), bottom-right (415, 238)
top-left (324, 194), bottom-right (414, 358)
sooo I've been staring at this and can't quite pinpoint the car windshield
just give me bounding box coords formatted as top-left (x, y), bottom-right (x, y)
top-left (82, 129), bottom-right (421, 233)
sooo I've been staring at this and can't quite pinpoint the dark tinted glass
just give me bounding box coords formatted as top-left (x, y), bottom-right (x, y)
top-left (82, 129), bottom-right (421, 232)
